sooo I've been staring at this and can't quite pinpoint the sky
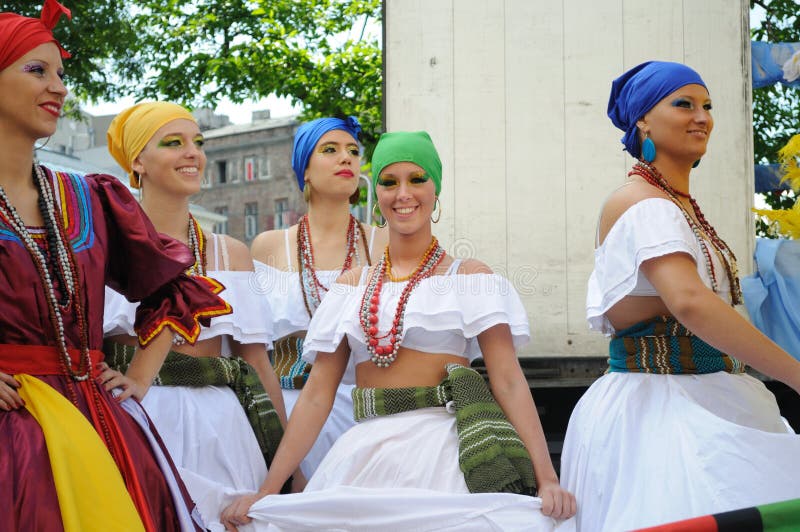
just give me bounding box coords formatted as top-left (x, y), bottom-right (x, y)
top-left (84, 93), bottom-right (301, 124)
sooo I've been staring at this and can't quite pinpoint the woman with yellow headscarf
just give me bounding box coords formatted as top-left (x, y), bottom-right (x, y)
top-left (104, 101), bottom-right (293, 530)
top-left (0, 2), bottom-right (231, 531)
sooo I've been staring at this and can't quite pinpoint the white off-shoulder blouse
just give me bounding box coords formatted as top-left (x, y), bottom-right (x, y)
top-left (302, 269), bottom-right (531, 366)
top-left (586, 197), bottom-right (730, 335)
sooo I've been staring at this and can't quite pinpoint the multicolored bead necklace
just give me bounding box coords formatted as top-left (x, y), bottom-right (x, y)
top-left (0, 165), bottom-right (92, 382)
top-left (360, 237), bottom-right (446, 367)
top-left (629, 161), bottom-right (742, 305)
top-left (173, 215), bottom-right (206, 346)
top-left (297, 213), bottom-right (370, 317)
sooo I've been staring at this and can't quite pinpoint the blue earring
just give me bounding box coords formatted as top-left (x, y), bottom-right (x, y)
top-left (642, 135), bottom-right (656, 163)
top-left (692, 159), bottom-right (701, 168)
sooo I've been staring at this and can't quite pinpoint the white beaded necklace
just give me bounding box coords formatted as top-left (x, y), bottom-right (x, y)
top-left (0, 165), bottom-right (90, 380)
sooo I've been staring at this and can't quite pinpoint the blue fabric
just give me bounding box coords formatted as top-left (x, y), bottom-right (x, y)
top-left (607, 61), bottom-right (707, 159)
top-left (291, 116), bottom-right (361, 190)
top-left (752, 41), bottom-right (800, 89)
top-left (755, 164), bottom-right (791, 193)
top-left (742, 238), bottom-right (800, 359)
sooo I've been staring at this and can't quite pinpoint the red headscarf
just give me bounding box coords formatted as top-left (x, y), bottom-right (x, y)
top-left (0, 0), bottom-right (71, 71)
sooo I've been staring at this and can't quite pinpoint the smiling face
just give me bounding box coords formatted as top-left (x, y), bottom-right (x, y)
top-left (376, 161), bottom-right (436, 236)
top-left (303, 129), bottom-right (361, 199)
top-left (0, 42), bottom-right (67, 142)
top-left (637, 83), bottom-right (713, 165)
top-left (132, 118), bottom-right (206, 197)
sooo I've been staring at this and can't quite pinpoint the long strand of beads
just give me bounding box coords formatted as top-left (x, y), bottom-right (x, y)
top-left (173, 215), bottom-right (206, 345)
top-left (297, 213), bottom-right (360, 317)
top-left (630, 161), bottom-right (742, 305)
top-left (360, 237), bottom-right (446, 367)
top-left (0, 166), bottom-right (91, 381)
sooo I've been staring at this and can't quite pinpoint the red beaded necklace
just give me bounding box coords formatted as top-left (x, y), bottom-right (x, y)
top-left (359, 237), bottom-right (446, 367)
top-left (297, 213), bottom-right (370, 317)
top-left (629, 161), bottom-right (742, 305)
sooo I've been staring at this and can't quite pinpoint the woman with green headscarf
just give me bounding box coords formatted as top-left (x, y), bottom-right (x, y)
top-left (221, 131), bottom-right (575, 531)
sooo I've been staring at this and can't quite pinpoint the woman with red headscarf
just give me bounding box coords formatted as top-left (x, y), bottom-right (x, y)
top-left (0, 2), bottom-right (232, 530)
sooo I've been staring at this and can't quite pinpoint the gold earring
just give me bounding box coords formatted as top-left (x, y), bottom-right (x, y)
top-left (430, 197), bottom-right (441, 223)
top-left (372, 203), bottom-right (386, 228)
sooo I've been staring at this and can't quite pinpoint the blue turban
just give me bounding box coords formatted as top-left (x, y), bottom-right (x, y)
top-left (607, 61), bottom-right (707, 159)
top-left (291, 116), bottom-right (362, 190)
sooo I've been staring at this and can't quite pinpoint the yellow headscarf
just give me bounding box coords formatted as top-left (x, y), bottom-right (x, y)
top-left (107, 102), bottom-right (197, 188)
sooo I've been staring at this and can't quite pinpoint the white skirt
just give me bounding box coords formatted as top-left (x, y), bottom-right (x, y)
top-left (142, 385), bottom-right (268, 531)
top-left (561, 372), bottom-right (800, 531)
top-left (282, 383), bottom-right (356, 479)
top-left (246, 408), bottom-right (575, 531)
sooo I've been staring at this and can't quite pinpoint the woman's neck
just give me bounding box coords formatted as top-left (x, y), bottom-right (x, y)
top-left (386, 227), bottom-right (436, 273)
top-left (0, 134), bottom-right (36, 192)
top-left (306, 196), bottom-right (353, 239)
top-left (140, 193), bottom-right (191, 243)
top-left (649, 158), bottom-right (691, 195)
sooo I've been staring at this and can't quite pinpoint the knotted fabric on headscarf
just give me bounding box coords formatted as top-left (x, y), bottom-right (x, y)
top-left (371, 131), bottom-right (442, 197)
top-left (107, 102), bottom-right (198, 188)
top-left (607, 61), bottom-right (707, 159)
top-left (291, 116), bottom-right (361, 190)
top-left (0, 0), bottom-right (71, 71)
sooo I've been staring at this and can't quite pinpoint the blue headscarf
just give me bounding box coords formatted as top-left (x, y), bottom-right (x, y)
top-left (291, 116), bottom-right (362, 190)
top-left (607, 61), bottom-right (707, 159)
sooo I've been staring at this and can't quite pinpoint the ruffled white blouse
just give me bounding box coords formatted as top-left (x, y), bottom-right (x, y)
top-left (586, 197), bottom-right (731, 335)
top-left (302, 272), bottom-right (531, 366)
top-left (251, 260), bottom-right (341, 340)
top-left (104, 268), bottom-right (273, 351)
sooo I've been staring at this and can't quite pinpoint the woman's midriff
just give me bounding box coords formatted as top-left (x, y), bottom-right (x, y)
top-left (605, 295), bottom-right (674, 331)
top-left (355, 348), bottom-right (468, 388)
top-left (106, 334), bottom-right (225, 358)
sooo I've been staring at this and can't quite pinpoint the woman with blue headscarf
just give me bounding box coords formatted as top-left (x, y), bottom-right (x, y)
top-left (560, 61), bottom-right (800, 530)
top-left (248, 117), bottom-right (387, 484)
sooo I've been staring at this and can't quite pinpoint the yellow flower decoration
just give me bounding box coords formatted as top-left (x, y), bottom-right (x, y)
top-left (754, 133), bottom-right (800, 239)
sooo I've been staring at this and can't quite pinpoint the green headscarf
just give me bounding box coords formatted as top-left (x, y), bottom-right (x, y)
top-left (371, 131), bottom-right (442, 197)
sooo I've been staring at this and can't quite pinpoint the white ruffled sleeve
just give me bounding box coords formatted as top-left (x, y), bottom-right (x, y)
top-left (301, 282), bottom-right (362, 364)
top-left (103, 269), bottom-right (274, 347)
top-left (252, 260), bottom-right (311, 339)
top-left (586, 198), bottom-right (699, 335)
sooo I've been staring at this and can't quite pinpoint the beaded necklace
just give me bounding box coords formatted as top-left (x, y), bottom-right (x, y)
top-left (360, 237), bottom-right (446, 368)
top-left (629, 161), bottom-right (742, 305)
top-left (0, 165), bottom-right (92, 382)
top-left (173, 215), bottom-right (206, 346)
top-left (296, 213), bottom-right (370, 317)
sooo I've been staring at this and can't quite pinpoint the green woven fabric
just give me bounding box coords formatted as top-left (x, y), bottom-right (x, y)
top-left (104, 340), bottom-right (284, 467)
top-left (352, 363), bottom-right (537, 496)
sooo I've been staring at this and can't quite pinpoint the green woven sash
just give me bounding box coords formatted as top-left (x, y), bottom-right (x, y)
top-left (352, 363), bottom-right (537, 496)
top-left (104, 340), bottom-right (284, 467)
top-left (269, 335), bottom-right (311, 390)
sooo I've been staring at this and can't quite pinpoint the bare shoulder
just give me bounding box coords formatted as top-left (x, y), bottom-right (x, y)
top-left (336, 266), bottom-right (368, 286)
top-left (250, 226), bottom-right (294, 264)
top-left (219, 235), bottom-right (255, 272)
top-left (599, 181), bottom-right (670, 243)
top-left (456, 258), bottom-right (493, 275)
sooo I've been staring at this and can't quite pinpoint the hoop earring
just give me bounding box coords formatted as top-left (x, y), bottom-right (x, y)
top-left (372, 203), bottom-right (386, 228)
top-left (430, 197), bottom-right (441, 223)
top-left (642, 133), bottom-right (656, 163)
top-left (34, 136), bottom-right (52, 151)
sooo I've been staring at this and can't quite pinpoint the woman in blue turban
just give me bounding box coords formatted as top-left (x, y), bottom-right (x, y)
top-left (248, 116), bottom-right (387, 488)
top-left (561, 61), bottom-right (800, 530)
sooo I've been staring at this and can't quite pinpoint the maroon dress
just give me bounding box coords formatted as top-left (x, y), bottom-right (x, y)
top-left (0, 168), bottom-right (226, 531)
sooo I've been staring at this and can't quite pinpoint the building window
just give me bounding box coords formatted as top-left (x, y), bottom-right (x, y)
top-left (274, 198), bottom-right (290, 229)
top-left (231, 160), bottom-right (240, 183)
top-left (216, 160), bottom-right (227, 184)
top-left (245, 202), bottom-right (259, 240)
top-left (259, 156), bottom-right (271, 180)
top-left (213, 206), bottom-right (229, 235)
top-left (244, 156), bottom-right (256, 182)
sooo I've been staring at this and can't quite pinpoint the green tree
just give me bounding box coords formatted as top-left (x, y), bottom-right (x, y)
top-left (1, 0), bottom-right (383, 155)
top-left (751, 0), bottom-right (800, 236)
